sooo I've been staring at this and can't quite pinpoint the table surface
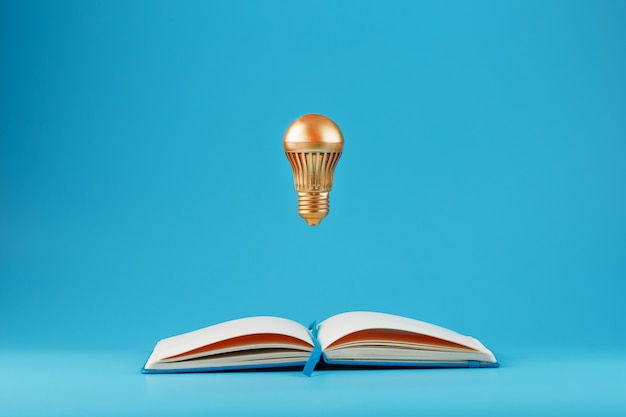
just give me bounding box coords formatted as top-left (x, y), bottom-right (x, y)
top-left (2, 348), bottom-right (625, 417)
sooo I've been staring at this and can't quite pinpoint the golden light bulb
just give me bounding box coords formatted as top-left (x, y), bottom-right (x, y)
top-left (283, 114), bottom-right (344, 226)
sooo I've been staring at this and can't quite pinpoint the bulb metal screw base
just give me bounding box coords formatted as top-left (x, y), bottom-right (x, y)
top-left (297, 191), bottom-right (329, 226)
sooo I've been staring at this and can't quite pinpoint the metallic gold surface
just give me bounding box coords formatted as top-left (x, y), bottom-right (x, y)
top-left (284, 114), bottom-right (343, 226)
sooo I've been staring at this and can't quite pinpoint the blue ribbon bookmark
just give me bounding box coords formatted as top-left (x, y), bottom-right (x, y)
top-left (302, 321), bottom-right (322, 377)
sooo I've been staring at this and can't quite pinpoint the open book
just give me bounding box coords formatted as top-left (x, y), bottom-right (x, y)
top-left (142, 311), bottom-right (498, 376)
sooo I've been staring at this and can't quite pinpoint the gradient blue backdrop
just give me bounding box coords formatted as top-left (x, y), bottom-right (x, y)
top-left (1, 1), bottom-right (625, 415)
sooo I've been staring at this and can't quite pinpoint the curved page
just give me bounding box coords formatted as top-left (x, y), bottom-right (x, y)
top-left (317, 311), bottom-right (496, 362)
top-left (145, 316), bottom-right (314, 369)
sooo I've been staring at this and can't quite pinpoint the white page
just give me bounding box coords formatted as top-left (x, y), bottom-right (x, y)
top-left (149, 353), bottom-right (311, 371)
top-left (146, 316), bottom-right (313, 367)
top-left (317, 311), bottom-right (495, 361)
top-left (325, 347), bottom-right (493, 363)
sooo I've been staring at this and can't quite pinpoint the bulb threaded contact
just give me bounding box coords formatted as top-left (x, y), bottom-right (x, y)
top-left (297, 191), bottom-right (329, 226)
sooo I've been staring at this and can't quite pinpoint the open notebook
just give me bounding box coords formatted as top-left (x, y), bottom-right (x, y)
top-left (142, 311), bottom-right (498, 376)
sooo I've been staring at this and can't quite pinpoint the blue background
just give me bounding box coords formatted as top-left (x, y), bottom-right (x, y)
top-left (1, 1), bottom-right (625, 415)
